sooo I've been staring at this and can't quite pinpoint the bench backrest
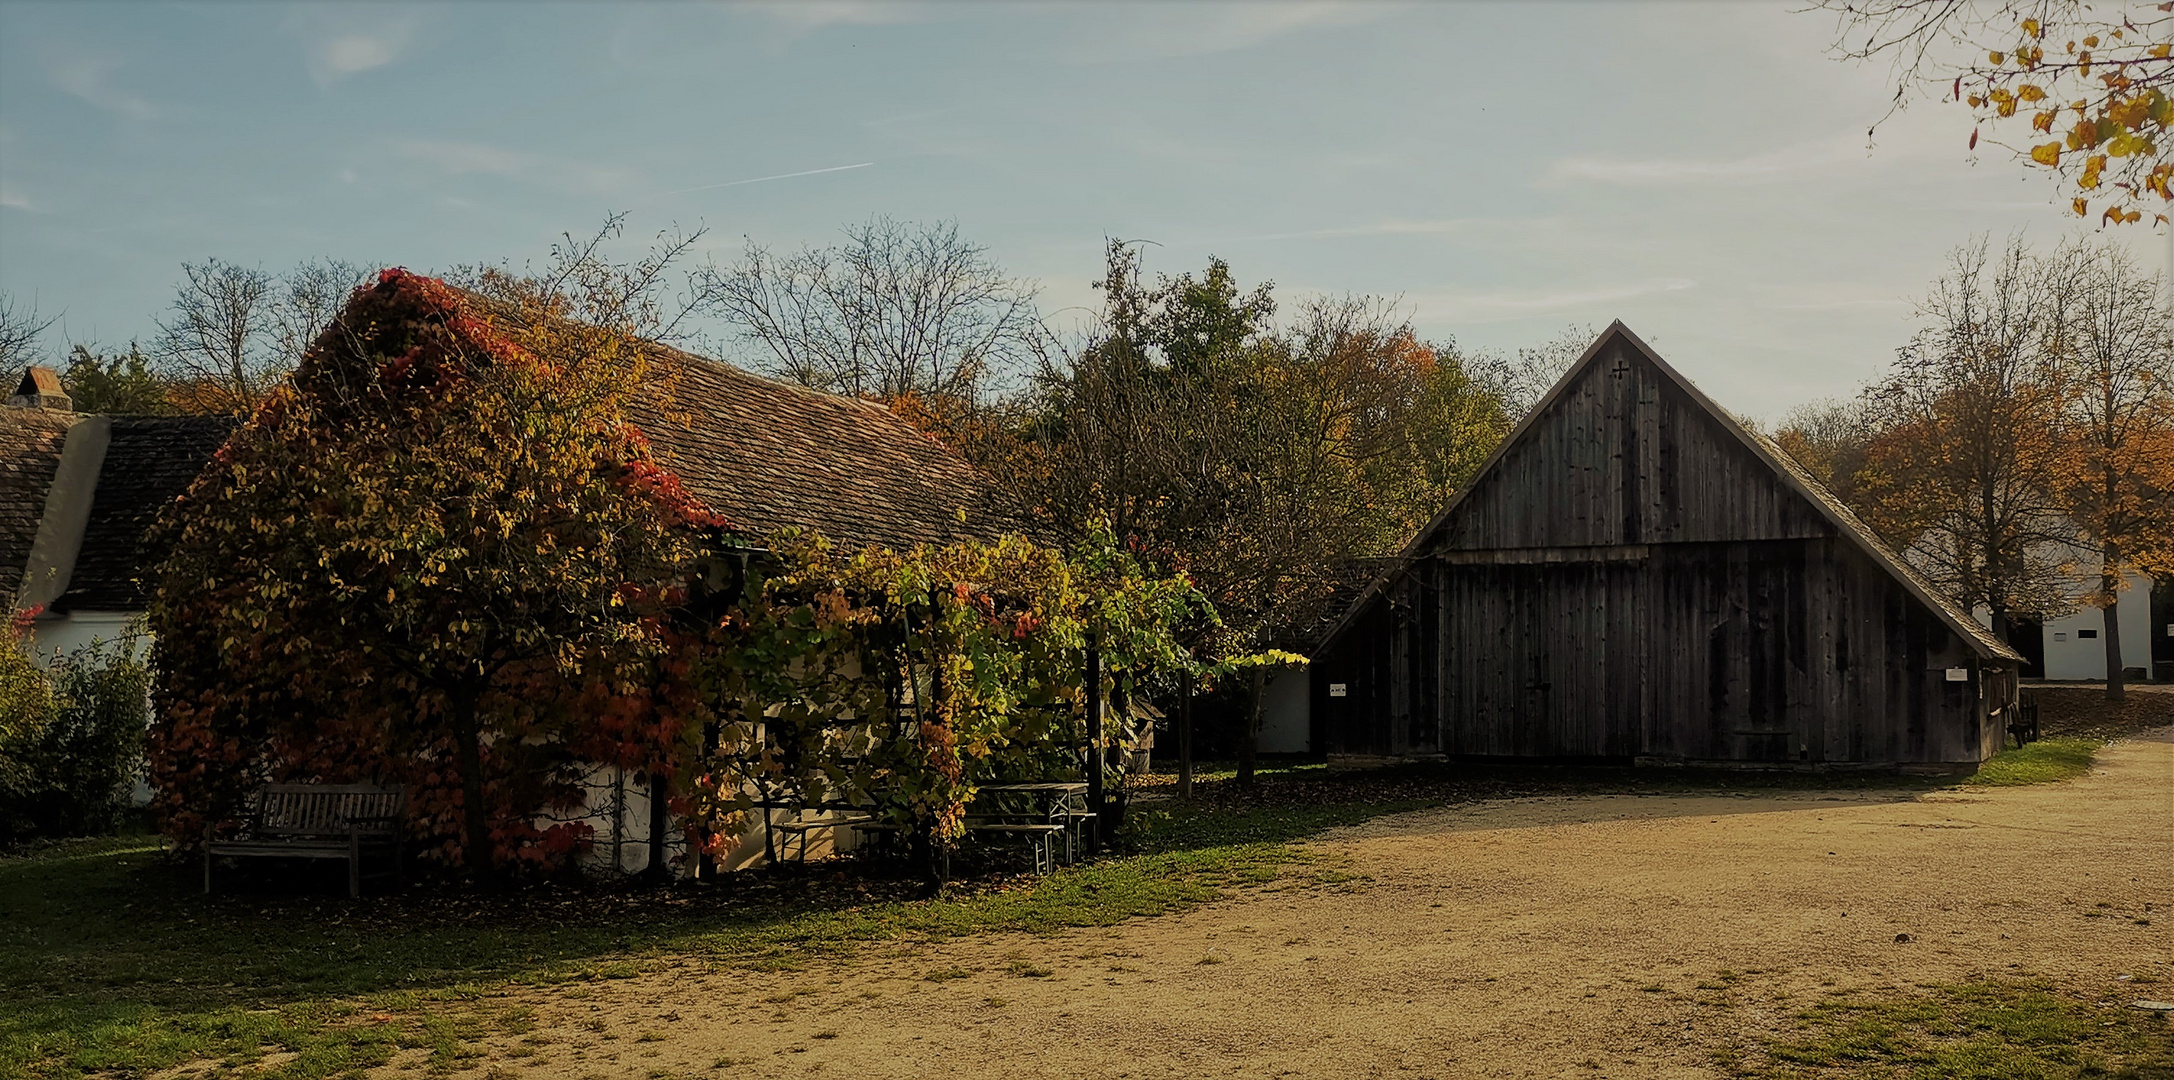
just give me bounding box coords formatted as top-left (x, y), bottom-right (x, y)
top-left (253, 783), bottom-right (405, 837)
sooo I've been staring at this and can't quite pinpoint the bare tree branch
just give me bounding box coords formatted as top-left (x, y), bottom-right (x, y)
top-left (0, 294), bottom-right (59, 374)
top-left (696, 217), bottom-right (1044, 405)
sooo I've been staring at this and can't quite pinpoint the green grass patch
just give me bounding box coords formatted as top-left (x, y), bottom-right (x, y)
top-left (1966, 738), bottom-right (2100, 787)
top-left (1738, 979), bottom-right (2173, 1079)
top-left (0, 796), bottom-right (1423, 1080)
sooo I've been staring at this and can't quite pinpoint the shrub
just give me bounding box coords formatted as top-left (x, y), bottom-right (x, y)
top-left (0, 626), bottom-right (153, 844)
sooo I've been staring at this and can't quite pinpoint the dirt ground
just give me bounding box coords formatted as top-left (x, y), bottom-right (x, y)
top-left (437, 730), bottom-right (2174, 1080)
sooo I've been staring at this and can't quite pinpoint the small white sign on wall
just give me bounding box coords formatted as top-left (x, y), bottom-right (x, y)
top-left (1328, 683), bottom-right (1348, 698)
top-left (1944, 667), bottom-right (1968, 682)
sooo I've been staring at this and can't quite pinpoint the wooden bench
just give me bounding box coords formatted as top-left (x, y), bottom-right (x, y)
top-left (205, 783), bottom-right (404, 898)
top-left (2008, 698), bottom-right (2040, 748)
top-left (1050, 808), bottom-right (1095, 865)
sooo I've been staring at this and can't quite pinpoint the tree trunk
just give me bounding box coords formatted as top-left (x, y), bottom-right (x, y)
top-left (1177, 670), bottom-right (1194, 800)
top-left (697, 720), bottom-right (720, 880)
top-left (644, 769), bottom-right (671, 883)
top-left (2103, 541), bottom-right (2126, 704)
top-left (1085, 636), bottom-right (1103, 855)
top-left (912, 822), bottom-right (944, 895)
top-left (448, 686), bottom-right (494, 889)
top-left (1237, 667), bottom-right (1264, 787)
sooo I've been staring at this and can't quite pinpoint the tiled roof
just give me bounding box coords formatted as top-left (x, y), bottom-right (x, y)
top-left (0, 281), bottom-right (1025, 618)
top-left (626, 346), bottom-right (1022, 551)
top-left (15, 367), bottom-right (63, 397)
top-left (0, 408), bottom-right (79, 605)
top-left (57, 416), bottom-right (238, 612)
top-left (422, 279), bottom-right (1021, 551)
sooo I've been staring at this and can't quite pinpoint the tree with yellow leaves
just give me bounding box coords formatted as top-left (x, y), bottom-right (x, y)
top-left (1821, 1), bottom-right (2174, 224)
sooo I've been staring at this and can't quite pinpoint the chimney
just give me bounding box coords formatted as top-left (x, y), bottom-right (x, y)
top-left (8, 367), bottom-right (71, 412)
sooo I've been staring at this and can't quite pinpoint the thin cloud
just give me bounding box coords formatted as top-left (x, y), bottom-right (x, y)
top-left (642, 162), bottom-right (875, 201)
top-left (0, 188), bottom-right (33, 212)
top-left (1772, 296), bottom-right (1911, 312)
top-left (1218, 218), bottom-right (1479, 244)
top-left (296, 11), bottom-right (419, 85)
top-left (390, 139), bottom-right (635, 195)
top-left (51, 57), bottom-right (157, 121)
top-left (744, 1), bottom-right (930, 33)
top-left (1078, 2), bottom-right (1398, 61)
top-left (316, 33), bottom-right (403, 81)
top-left (1542, 136), bottom-right (1868, 188)
top-left (1411, 278), bottom-right (1697, 323)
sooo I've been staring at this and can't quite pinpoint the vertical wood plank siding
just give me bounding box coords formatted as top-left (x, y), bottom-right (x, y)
top-left (1317, 334), bottom-right (2015, 767)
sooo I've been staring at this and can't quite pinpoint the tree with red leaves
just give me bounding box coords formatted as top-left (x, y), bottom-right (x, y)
top-left (147, 266), bottom-right (720, 885)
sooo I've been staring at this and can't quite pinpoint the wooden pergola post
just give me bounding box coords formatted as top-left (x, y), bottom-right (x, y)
top-left (1178, 669), bottom-right (1194, 799)
top-left (1085, 632), bottom-right (1103, 856)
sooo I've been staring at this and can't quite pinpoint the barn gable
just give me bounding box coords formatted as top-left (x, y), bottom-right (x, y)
top-left (1382, 322), bottom-right (2014, 663)
top-left (1428, 331), bottom-right (1833, 552)
top-left (1305, 322), bottom-right (2021, 769)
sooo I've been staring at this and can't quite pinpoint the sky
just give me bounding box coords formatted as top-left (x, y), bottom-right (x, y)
top-left (0, 0), bottom-right (2165, 423)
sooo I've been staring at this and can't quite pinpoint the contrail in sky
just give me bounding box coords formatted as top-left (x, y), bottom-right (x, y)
top-left (644, 162), bottom-right (874, 199)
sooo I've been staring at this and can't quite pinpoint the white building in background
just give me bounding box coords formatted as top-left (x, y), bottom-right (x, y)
top-left (2, 374), bottom-right (236, 665)
top-left (1974, 564), bottom-right (2162, 683)
top-left (2035, 569), bottom-right (2155, 682)
top-left (1259, 667), bottom-right (1311, 754)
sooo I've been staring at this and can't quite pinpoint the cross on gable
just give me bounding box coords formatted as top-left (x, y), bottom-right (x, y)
top-left (1610, 355), bottom-right (1633, 378)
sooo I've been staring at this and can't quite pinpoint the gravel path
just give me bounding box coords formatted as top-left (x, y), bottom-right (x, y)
top-left (443, 730), bottom-right (2174, 1080)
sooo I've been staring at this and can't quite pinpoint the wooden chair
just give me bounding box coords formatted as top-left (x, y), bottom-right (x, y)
top-left (2008, 697), bottom-right (2041, 748)
top-left (205, 783), bottom-right (405, 898)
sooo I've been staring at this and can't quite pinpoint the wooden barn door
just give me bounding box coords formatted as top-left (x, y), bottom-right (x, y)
top-left (1436, 560), bottom-right (1627, 759)
top-left (1643, 543), bottom-right (1816, 763)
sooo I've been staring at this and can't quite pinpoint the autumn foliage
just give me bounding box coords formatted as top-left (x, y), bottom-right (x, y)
top-left (678, 524), bottom-right (1233, 863)
top-left (146, 269), bottom-right (716, 877)
top-left (146, 267), bottom-right (1242, 882)
top-left (1824, 0), bottom-right (2174, 223)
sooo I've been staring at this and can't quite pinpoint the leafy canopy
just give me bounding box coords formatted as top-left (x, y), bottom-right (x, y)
top-left (147, 268), bottom-right (717, 873)
top-left (1823, 0), bottom-right (2174, 224)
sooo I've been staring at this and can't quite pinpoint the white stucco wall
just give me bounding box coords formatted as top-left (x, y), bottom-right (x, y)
top-left (1974, 567), bottom-right (2156, 681)
top-left (1260, 668), bottom-right (1310, 753)
top-left (22, 610), bottom-right (145, 666)
top-left (2038, 572), bottom-right (2154, 680)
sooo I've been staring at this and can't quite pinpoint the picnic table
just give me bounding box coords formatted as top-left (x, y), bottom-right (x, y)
top-left (969, 782), bottom-right (1093, 872)
top-left (750, 781), bottom-right (1098, 875)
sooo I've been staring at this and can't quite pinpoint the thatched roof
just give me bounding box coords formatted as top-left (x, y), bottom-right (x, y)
top-left (357, 272), bottom-right (1023, 552)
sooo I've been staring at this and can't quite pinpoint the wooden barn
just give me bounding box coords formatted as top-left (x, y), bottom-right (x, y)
top-left (1304, 323), bottom-right (2022, 769)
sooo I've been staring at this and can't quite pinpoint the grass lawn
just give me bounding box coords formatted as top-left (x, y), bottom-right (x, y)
top-left (1731, 979), bottom-right (2174, 1079)
top-left (1965, 738), bottom-right (2101, 786)
top-left (0, 749), bottom-right (2129, 1080)
top-left (0, 785), bottom-right (1431, 1080)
